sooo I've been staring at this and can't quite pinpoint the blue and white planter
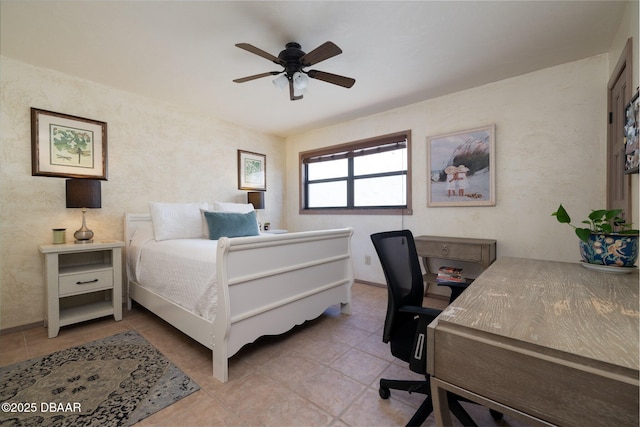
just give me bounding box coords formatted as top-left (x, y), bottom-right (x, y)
top-left (579, 233), bottom-right (639, 267)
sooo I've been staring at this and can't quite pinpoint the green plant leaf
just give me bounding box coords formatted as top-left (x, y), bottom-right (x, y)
top-left (555, 204), bottom-right (638, 241)
top-left (552, 204), bottom-right (571, 224)
top-left (589, 210), bottom-right (608, 222)
top-left (605, 209), bottom-right (623, 221)
top-left (575, 228), bottom-right (591, 242)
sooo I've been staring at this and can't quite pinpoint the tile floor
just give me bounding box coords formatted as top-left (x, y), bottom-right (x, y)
top-left (1, 283), bottom-right (525, 426)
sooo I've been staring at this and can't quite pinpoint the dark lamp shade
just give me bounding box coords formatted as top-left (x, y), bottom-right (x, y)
top-left (247, 191), bottom-right (265, 209)
top-left (66, 179), bottom-right (101, 208)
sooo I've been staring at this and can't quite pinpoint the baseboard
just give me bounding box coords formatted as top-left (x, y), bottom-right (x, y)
top-left (355, 279), bottom-right (386, 288)
top-left (0, 321), bottom-right (45, 335)
top-left (0, 302), bottom-right (129, 335)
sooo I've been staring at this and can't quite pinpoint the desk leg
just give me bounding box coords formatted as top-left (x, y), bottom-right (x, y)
top-left (431, 378), bottom-right (453, 426)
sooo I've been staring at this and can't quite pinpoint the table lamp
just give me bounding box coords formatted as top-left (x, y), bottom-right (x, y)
top-left (66, 179), bottom-right (101, 243)
top-left (248, 191), bottom-right (265, 230)
top-left (247, 191), bottom-right (265, 210)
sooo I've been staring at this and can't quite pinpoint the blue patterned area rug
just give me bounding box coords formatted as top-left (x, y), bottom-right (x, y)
top-left (0, 330), bottom-right (199, 426)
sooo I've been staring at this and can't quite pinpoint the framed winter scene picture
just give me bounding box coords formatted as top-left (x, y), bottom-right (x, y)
top-left (427, 124), bottom-right (495, 207)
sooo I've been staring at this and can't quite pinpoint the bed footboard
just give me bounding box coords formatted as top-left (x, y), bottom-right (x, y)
top-left (213, 228), bottom-right (354, 382)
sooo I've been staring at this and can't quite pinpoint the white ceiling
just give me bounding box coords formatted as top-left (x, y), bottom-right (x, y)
top-left (0, 1), bottom-right (628, 137)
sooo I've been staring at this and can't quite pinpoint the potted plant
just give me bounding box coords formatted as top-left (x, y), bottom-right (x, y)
top-left (552, 204), bottom-right (639, 267)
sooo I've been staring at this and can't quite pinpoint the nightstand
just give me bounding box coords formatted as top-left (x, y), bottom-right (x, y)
top-left (39, 240), bottom-right (124, 338)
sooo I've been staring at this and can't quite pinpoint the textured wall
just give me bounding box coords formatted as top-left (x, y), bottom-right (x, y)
top-left (286, 55), bottom-right (609, 284)
top-left (0, 56), bottom-right (285, 330)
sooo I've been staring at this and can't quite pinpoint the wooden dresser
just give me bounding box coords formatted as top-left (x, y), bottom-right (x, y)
top-left (427, 257), bottom-right (639, 426)
top-left (414, 235), bottom-right (496, 299)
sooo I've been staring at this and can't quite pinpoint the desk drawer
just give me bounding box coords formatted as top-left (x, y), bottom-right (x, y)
top-left (59, 270), bottom-right (113, 296)
top-left (433, 326), bottom-right (639, 426)
top-left (416, 241), bottom-right (483, 262)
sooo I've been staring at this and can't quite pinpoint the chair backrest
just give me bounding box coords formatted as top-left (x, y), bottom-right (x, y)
top-left (371, 230), bottom-right (425, 343)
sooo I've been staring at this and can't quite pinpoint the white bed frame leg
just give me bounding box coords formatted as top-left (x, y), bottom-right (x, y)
top-left (341, 301), bottom-right (352, 315)
top-left (212, 353), bottom-right (228, 383)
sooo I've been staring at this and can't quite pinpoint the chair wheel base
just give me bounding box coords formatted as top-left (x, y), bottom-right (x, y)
top-left (379, 387), bottom-right (390, 399)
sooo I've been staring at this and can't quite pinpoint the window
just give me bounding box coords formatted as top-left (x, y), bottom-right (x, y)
top-left (300, 131), bottom-right (412, 214)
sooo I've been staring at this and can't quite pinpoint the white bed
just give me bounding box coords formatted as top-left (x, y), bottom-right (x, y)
top-left (125, 213), bottom-right (354, 382)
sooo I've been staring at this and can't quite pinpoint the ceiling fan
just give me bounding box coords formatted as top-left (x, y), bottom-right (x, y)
top-left (233, 41), bottom-right (356, 101)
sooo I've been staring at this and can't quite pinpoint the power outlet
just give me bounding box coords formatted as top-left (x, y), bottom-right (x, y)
top-left (365, 255), bottom-right (371, 265)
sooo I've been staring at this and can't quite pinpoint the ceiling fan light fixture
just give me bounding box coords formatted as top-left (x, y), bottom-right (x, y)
top-left (293, 72), bottom-right (308, 97)
top-left (292, 72), bottom-right (308, 91)
top-left (272, 73), bottom-right (288, 91)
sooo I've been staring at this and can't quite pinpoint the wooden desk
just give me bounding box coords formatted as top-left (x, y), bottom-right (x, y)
top-left (427, 257), bottom-right (639, 426)
top-left (414, 236), bottom-right (496, 299)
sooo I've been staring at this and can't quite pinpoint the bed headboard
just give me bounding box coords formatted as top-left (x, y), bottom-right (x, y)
top-left (124, 213), bottom-right (151, 248)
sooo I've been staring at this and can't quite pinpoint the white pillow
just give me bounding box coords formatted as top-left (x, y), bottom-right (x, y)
top-left (149, 202), bottom-right (208, 241)
top-left (212, 201), bottom-right (255, 213)
top-left (201, 201), bottom-right (256, 238)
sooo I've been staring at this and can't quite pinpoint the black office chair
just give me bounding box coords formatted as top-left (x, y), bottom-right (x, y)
top-left (371, 230), bottom-right (501, 426)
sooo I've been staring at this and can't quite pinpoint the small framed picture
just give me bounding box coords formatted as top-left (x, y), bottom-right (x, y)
top-left (427, 124), bottom-right (495, 207)
top-left (31, 108), bottom-right (107, 180)
top-left (238, 150), bottom-right (266, 190)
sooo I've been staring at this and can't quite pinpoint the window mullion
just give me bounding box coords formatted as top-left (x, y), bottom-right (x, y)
top-left (307, 176), bottom-right (349, 184)
top-left (303, 163), bottom-right (309, 208)
top-left (347, 157), bottom-right (354, 208)
top-left (354, 170), bottom-right (407, 180)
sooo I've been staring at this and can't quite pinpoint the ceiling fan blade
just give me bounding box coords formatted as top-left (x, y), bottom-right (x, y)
top-left (307, 70), bottom-right (355, 88)
top-left (289, 79), bottom-right (303, 101)
top-left (299, 41), bottom-right (342, 67)
top-left (235, 43), bottom-right (285, 66)
top-left (233, 71), bottom-right (281, 83)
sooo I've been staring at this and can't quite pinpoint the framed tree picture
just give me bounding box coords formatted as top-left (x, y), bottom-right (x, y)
top-left (31, 108), bottom-right (108, 180)
top-left (238, 150), bottom-right (266, 190)
top-left (427, 124), bottom-right (495, 207)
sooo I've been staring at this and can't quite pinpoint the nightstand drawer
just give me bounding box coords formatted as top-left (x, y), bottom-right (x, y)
top-left (416, 241), bottom-right (483, 262)
top-left (59, 269), bottom-right (113, 296)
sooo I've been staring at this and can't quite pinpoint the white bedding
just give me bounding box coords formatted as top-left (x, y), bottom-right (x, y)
top-left (127, 223), bottom-right (219, 320)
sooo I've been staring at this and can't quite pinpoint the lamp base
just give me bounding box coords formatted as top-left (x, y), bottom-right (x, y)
top-left (74, 228), bottom-right (94, 244)
top-left (74, 238), bottom-right (94, 244)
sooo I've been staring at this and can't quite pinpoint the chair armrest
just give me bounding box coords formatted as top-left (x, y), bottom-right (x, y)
top-left (400, 305), bottom-right (441, 374)
top-left (438, 281), bottom-right (471, 289)
top-left (400, 305), bottom-right (441, 320)
top-left (437, 280), bottom-right (471, 303)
